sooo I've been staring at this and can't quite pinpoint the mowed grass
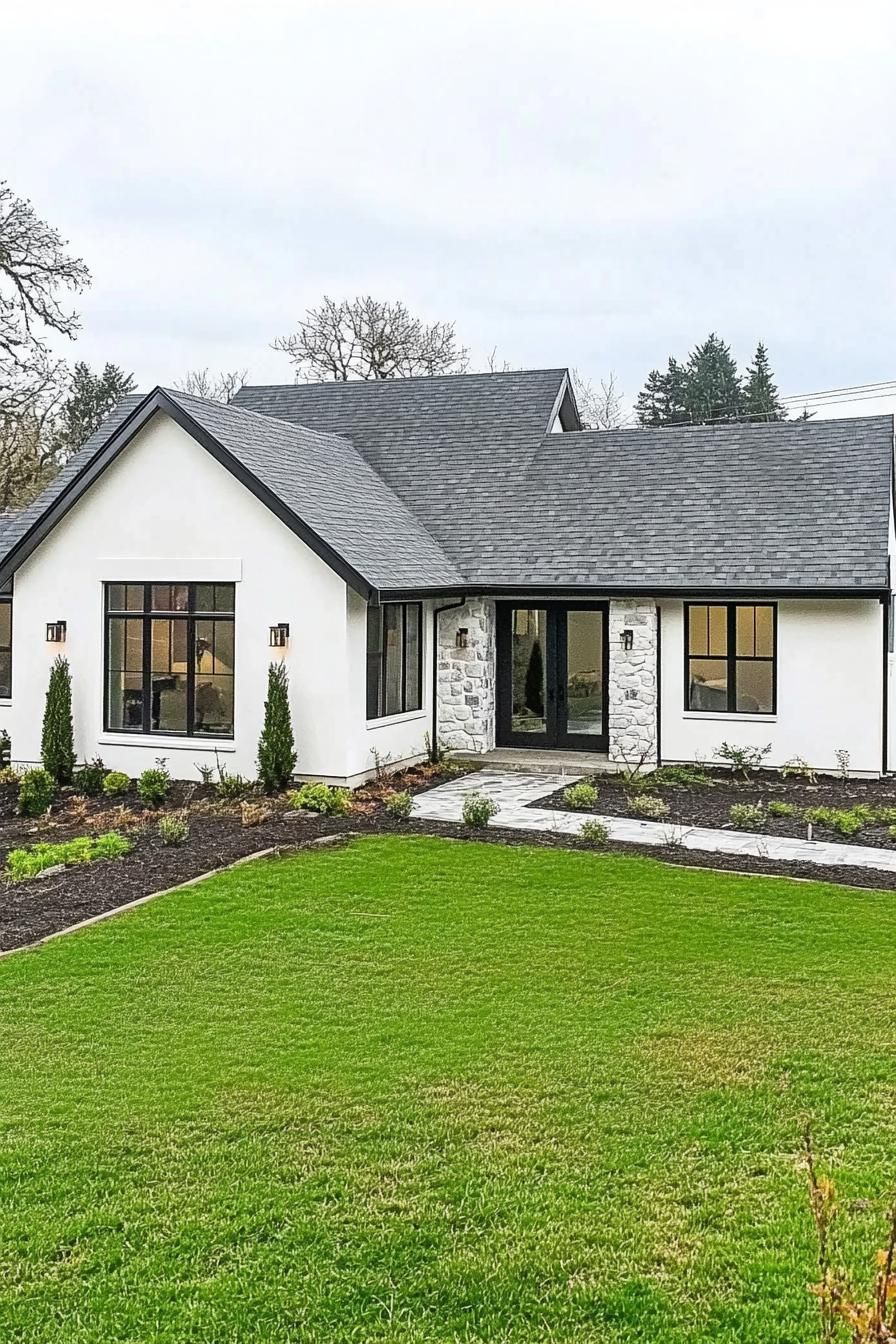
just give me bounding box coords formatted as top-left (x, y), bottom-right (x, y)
top-left (2, 838), bottom-right (896, 1342)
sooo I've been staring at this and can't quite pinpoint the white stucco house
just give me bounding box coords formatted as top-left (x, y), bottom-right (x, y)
top-left (0, 369), bottom-right (891, 782)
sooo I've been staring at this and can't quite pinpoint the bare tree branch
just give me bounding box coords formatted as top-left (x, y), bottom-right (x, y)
top-left (175, 368), bottom-right (248, 404)
top-left (572, 369), bottom-right (625, 430)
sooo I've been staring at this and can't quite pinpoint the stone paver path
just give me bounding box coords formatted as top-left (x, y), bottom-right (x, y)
top-left (413, 771), bottom-right (896, 875)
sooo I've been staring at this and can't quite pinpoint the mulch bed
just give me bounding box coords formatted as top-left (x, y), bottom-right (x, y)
top-left (538, 768), bottom-right (896, 847)
top-left (3, 764), bottom-right (896, 955)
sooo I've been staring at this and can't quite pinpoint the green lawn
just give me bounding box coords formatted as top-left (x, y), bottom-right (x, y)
top-left (1, 837), bottom-right (895, 1342)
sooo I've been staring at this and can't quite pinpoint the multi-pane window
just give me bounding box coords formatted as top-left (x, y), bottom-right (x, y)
top-left (105, 583), bottom-right (235, 736)
top-left (366, 602), bottom-right (422, 719)
top-left (0, 581), bottom-right (11, 699)
top-left (686, 603), bottom-right (776, 714)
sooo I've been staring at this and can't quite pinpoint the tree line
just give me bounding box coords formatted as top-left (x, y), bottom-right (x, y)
top-left (635, 333), bottom-right (787, 427)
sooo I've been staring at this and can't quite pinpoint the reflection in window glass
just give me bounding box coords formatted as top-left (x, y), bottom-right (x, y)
top-left (686, 604), bottom-right (775, 715)
top-left (365, 603), bottom-right (422, 719)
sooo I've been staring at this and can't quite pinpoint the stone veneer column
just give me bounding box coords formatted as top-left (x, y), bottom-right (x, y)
top-left (607, 599), bottom-right (658, 767)
top-left (436, 600), bottom-right (496, 752)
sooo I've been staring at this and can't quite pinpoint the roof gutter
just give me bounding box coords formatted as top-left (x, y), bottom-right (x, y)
top-left (379, 583), bottom-right (891, 603)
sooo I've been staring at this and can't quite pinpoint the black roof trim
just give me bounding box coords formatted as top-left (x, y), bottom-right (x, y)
top-left (0, 389), bottom-right (376, 599)
top-left (376, 584), bottom-right (890, 602)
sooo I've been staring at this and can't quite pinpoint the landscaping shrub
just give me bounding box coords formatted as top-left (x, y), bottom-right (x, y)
top-left (874, 806), bottom-right (896, 825)
top-left (649, 764), bottom-right (715, 788)
top-left (716, 741), bottom-right (772, 778)
top-left (579, 819), bottom-right (609, 847)
top-left (0, 765), bottom-right (19, 787)
top-left (384, 789), bottom-right (413, 820)
top-left (767, 800), bottom-right (796, 817)
top-left (41, 656), bottom-right (75, 785)
top-left (780, 756), bottom-right (818, 783)
top-left (102, 770), bottom-right (131, 797)
top-left (803, 805), bottom-right (871, 837)
top-left (288, 782), bottom-right (352, 816)
top-left (628, 794), bottom-right (669, 819)
top-left (562, 780), bottom-right (598, 810)
top-left (462, 792), bottom-right (499, 828)
top-left (158, 813), bottom-right (189, 847)
top-left (17, 767), bottom-right (55, 817)
top-left (257, 661), bottom-right (296, 793)
top-left (729, 802), bottom-right (766, 831)
top-left (215, 770), bottom-right (251, 801)
top-left (73, 758), bottom-right (106, 797)
top-left (137, 764), bottom-right (171, 808)
top-left (5, 830), bottom-right (131, 881)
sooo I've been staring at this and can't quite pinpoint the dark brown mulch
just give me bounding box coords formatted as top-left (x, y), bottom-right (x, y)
top-left (537, 767), bottom-right (896, 849)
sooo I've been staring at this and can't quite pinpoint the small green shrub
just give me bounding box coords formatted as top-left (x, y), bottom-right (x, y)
top-left (803, 805), bottom-right (870, 837)
top-left (462, 792), bottom-right (499, 828)
top-left (73, 758), bottom-right (106, 797)
top-left (102, 770), bottom-right (131, 797)
top-left (579, 819), bottom-right (610, 847)
top-left (729, 802), bottom-right (766, 831)
top-left (563, 780), bottom-right (598, 810)
top-left (137, 765), bottom-right (170, 807)
top-left (780, 756), bottom-right (817, 783)
top-left (438, 760), bottom-right (475, 780)
top-left (158, 813), bottom-right (190, 846)
top-left (716, 742), bottom-right (772, 778)
top-left (216, 771), bottom-right (251, 801)
top-left (649, 764), bottom-right (715, 788)
top-left (888, 825), bottom-right (896, 841)
top-left (288, 782), bottom-right (353, 816)
top-left (17, 767), bottom-right (55, 817)
top-left (384, 789), bottom-right (413, 820)
top-left (767, 800), bottom-right (796, 817)
top-left (0, 765), bottom-right (19, 787)
top-left (873, 806), bottom-right (896, 825)
top-left (5, 830), bottom-right (131, 880)
top-left (628, 794), bottom-right (669, 819)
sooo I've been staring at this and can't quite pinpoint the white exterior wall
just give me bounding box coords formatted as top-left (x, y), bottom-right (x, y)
top-left (659, 598), bottom-right (884, 775)
top-left (2, 414), bottom-right (369, 783)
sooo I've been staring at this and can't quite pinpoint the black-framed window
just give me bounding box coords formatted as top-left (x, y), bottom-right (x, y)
top-left (686, 603), bottom-right (776, 715)
top-left (0, 580), bottom-right (11, 700)
top-left (366, 602), bottom-right (422, 719)
top-left (104, 583), bottom-right (235, 737)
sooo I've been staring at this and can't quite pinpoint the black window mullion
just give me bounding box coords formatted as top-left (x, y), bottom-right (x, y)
top-left (141, 584), bottom-right (151, 733)
top-left (186, 583), bottom-right (196, 735)
top-left (726, 605), bottom-right (737, 712)
top-left (400, 603), bottom-right (407, 713)
top-left (380, 608), bottom-right (388, 717)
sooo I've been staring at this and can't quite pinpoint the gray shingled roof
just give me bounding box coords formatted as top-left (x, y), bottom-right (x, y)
top-left (234, 380), bottom-right (894, 592)
top-left (1, 372), bottom-right (891, 595)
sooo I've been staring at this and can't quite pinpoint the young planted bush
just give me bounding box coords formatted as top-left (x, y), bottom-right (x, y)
top-left (384, 789), bottom-right (413, 820)
top-left (5, 830), bottom-right (131, 881)
top-left (258, 661), bottom-right (296, 794)
top-left (41, 656), bottom-right (75, 785)
top-left (562, 781), bottom-right (598, 810)
top-left (462, 792), bottom-right (499, 828)
top-left (767, 800), bottom-right (796, 817)
top-left (288, 783), bottom-right (352, 816)
top-left (215, 770), bottom-right (251, 801)
top-left (729, 802), bottom-right (766, 831)
top-left (73, 758), bottom-right (106, 797)
top-left (17, 767), bottom-right (55, 817)
top-left (716, 741), bottom-right (772, 779)
top-left (628, 794), bottom-right (669, 819)
top-left (804, 805), bottom-right (871, 837)
top-left (649, 764), bottom-right (715, 788)
top-left (579, 818), bottom-right (609, 847)
top-left (102, 770), bottom-right (131, 797)
top-left (137, 764), bottom-right (170, 807)
top-left (158, 813), bottom-right (189, 846)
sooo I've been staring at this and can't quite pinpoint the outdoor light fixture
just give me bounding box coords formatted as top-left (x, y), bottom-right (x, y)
top-left (620, 628), bottom-right (634, 651)
top-left (46, 621), bottom-right (66, 643)
top-left (269, 623), bottom-right (290, 648)
top-left (455, 627), bottom-right (469, 649)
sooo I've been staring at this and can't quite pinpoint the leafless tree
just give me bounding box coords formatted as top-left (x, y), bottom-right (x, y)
top-left (175, 368), bottom-right (248, 404)
top-left (0, 375), bottom-right (67, 509)
top-left (572, 369), bottom-right (625, 430)
top-left (273, 296), bottom-right (469, 382)
top-left (0, 182), bottom-right (90, 414)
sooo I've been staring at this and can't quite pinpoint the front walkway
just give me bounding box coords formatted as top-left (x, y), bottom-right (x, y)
top-left (413, 771), bottom-right (896, 875)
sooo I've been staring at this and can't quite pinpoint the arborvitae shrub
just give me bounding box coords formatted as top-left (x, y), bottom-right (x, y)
top-left (41, 656), bottom-right (75, 785)
top-left (257, 661), bottom-right (296, 793)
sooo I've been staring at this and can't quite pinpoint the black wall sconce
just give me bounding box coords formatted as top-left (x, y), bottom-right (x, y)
top-left (269, 623), bottom-right (290, 648)
top-left (455, 627), bottom-right (469, 649)
top-left (620, 628), bottom-right (634, 651)
top-left (46, 620), bottom-right (67, 643)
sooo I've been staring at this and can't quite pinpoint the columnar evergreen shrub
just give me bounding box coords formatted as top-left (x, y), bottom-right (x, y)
top-left (41, 656), bottom-right (75, 785)
top-left (257, 661), bottom-right (296, 793)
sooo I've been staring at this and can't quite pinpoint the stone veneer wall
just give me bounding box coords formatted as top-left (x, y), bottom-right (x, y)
top-left (607, 599), bottom-right (658, 767)
top-left (436, 600), bottom-right (496, 752)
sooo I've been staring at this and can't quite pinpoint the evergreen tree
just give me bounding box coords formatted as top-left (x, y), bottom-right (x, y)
top-left (635, 368), bottom-right (666, 427)
top-left (54, 361), bottom-right (136, 458)
top-left (257, 661), bottom-right (297, 793)
top-left (683, 333), bottom-right (743, 424)
top-left (743, 341), bottom-right (786, 421)
top-left (41, 655), bottom-right (75, 785)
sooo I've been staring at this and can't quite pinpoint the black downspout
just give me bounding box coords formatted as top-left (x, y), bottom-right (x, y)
top-left (432, 595), bottom-right (467, 754)
top-left (655, 604), bottom-right (662, 766)
top-left (883, 592), bottom-right (890, 777)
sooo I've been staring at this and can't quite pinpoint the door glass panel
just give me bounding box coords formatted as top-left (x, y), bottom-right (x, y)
top-left (565, 610), bottom-right (604, 736)
top-left (511, 608), bottom-right (547, 735)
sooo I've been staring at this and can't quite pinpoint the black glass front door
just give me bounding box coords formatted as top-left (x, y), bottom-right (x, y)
top-left (496, 604), bottom-right (608, 750)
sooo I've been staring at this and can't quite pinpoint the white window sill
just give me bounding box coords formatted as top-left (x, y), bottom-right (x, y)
top-left (366, 709), bottom-right (427, 731)
top-left (98, 735), bottom-right (236, 753)
top-left (0, 700), bottom-right (11, 708)
top-left (682, 712), bottom-right (777, 724)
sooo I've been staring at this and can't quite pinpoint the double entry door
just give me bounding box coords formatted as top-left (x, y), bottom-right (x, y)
top-left (495, 603), bottom-right (609, 751)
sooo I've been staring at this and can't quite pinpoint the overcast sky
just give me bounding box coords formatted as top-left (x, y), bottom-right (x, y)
top-left (4, 0), bottom-right (896, 417)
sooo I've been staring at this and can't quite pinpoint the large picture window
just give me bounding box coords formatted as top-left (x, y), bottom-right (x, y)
top-left (686, 603), bottom-right (776, 714)
top-left (366, 602), bottom-right (422, 719)
top-left (0, 581), bottom-right (11, 700)
top-left (105, 583), bottom-right (235, 737)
